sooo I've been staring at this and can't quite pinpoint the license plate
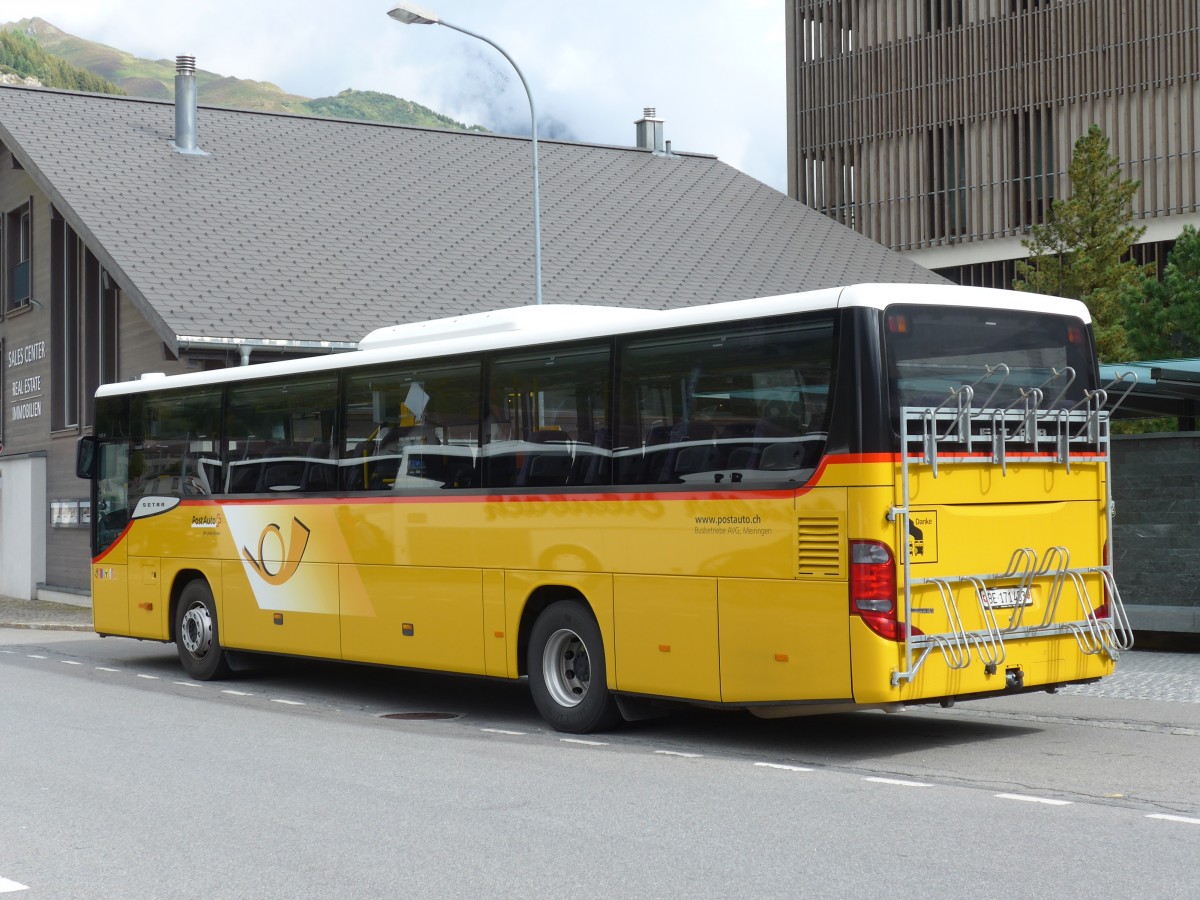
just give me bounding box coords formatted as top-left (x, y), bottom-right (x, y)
top-left (983, 586), bottom-right (1033, 609)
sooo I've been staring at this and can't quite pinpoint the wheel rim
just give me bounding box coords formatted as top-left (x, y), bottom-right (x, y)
top-left (541, 627), bottom-right (591, 708)
top-left (180, 602), bottom-right (213, 659)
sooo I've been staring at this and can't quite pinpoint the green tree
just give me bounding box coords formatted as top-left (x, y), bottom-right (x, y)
top-left (1014, 124), bottom-right (1150, 361)
top-left (1126, 225), bottom-right (1200, 359)
top-left (0, 28), bottom-right (123, 94)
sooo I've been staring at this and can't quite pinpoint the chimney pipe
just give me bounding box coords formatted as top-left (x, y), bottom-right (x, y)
top-left (174, 55), bottom-right (201, 154)
top-left (634, 107), bottom-right (664, 154)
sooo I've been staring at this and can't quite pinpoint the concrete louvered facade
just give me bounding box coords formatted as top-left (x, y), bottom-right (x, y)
top-left (0, 83), bottom-right (942, 596)
top-left (786, 0), bottom-right (1200, 287)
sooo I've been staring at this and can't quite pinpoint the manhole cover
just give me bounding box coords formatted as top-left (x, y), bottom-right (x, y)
top-left (380, 711), bottom-right (464, 721)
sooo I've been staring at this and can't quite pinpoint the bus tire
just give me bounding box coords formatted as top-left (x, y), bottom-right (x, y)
top-left (175, 580), bottom-right (231, 681)
top-left (528, 600), bottom-right (621, 734)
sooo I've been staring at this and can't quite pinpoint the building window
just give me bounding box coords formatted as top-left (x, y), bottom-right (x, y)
top-left (4, 200), bottom-right (32, 312)
top-left (926, 0), bottom-right (963, 32)
top-left (1014, 108), bottom-right (1055, 228)
top-left (928, 125), bottom-right (967, 239)
top-left (50, 212), bottom-right (117, 430)
top-left (51, 210), bottom-right (79, 430)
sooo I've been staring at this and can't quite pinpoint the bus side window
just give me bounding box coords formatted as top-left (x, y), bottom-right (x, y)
top-left (225, 376), bottom-right (339, 493)
top-left (342, 359), bottom-right (481, 491)
top-left (139, 388), bottom-right (223, 498)
top-left (617, 316), bottom-right (834, 485)
top-left (485, 344), bottom-right (611, 489)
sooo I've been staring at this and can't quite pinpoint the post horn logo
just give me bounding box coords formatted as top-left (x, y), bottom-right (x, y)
top-left (242, 517), bottom-right (311, 585)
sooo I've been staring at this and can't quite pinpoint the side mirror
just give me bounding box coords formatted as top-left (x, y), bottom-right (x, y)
top-left (76, 435), bottom-right (98, 480)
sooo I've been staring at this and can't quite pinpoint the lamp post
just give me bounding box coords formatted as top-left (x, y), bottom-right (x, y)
top-left (388, 2), bottom-right (543, 306)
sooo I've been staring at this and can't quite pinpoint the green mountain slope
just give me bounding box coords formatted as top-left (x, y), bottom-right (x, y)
top-left (0, 26), bottom-right (123, 93)
top-left (1, 17), bottom-right (484, 132)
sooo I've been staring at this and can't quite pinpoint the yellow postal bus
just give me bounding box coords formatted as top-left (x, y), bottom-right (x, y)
top-left (77, 284), bottom-right (1132, 732)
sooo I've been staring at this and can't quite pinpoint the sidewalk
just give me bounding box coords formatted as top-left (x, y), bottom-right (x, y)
top-left (0, 595), bottom-right (93, 631)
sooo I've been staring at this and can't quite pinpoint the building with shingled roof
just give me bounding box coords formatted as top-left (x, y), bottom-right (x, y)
top-left (0, 76), bottom-right (943, 598)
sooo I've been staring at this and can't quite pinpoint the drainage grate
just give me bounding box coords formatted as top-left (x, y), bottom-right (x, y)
top-left (379, 711), bottom-right (464, 721)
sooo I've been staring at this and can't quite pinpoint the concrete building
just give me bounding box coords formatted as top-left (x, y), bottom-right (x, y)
top-left (785, 0), bottom-right (1200, 286)
top-left (0, 76), bottom-right (943, 601)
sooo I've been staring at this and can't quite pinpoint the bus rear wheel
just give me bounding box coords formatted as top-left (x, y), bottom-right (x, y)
top-left (175, 580), bottom-right (231, 681)
top-left (528, 600), bottom-right (621, 734)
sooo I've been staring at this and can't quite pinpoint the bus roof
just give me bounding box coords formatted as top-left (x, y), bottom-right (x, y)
top-left (95, 284), bottom-right (1090, 398)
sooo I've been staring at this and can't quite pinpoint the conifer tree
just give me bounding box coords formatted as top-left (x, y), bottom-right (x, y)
top-left (1126, 225), bottom-right (1200, 359)
top-left (1014, 125), bottom-right (1150, 361)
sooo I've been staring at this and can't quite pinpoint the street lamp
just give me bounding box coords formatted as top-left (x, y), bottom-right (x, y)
top-left (388, 2), bottom-right (544, 306)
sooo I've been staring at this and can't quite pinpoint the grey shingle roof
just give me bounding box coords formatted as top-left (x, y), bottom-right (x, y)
top-left (0, 85), bottom-right (944, 348)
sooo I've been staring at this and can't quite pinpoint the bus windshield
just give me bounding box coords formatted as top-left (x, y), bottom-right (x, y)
top-left (884, 304), bottom-right (1095, 414)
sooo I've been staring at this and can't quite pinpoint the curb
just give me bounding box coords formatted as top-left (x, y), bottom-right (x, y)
top-left (1, 622), bottom-right (94, 632)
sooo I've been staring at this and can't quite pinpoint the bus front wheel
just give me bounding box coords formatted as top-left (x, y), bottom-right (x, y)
top-left (528, 600), bottom-right (621, 734)
top-left (175, 580), bottom-right (231, 681)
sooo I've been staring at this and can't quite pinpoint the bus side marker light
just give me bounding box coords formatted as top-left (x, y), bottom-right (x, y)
top-left (494, 631), bottom-right (504, 638)
top-left (402, 623), bottom-right (415, 636)
top-left (273, 613), bottom-right (284, 625)
top-left (659, 644), bottom-right (671, 653)
top-left (775, 654), bottom-right (789, 663)
top-left (137, 602), bottom-right (153, 611)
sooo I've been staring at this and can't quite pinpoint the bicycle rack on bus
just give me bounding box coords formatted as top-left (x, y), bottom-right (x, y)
top-left (888, 367), bottom-right (1138, 686)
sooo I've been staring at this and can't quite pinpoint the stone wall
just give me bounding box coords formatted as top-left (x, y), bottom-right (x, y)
top-left (1112, 433), bottom-right (1200, 633)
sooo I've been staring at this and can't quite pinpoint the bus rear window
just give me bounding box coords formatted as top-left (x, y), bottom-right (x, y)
top-left (885, 304), bottom-right (1095, 413)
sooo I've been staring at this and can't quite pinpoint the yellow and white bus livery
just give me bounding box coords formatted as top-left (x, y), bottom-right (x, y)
top-left (77, 283), bottom-right (1133, 733)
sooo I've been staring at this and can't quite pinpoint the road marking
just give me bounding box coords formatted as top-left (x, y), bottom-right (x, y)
top-left (0, 875), bottom-right (29, 892)
top-left (26, 655), bottom-right (46, 659)
top-left (221, 690), bottom-right (253, 696)
top-left (1146, 813), bottom-right (1200, 825)
top-left (173, 681), bottom-right (203, 688)
top-left (0, 649), bottom-right (14, 654)
top-left (654, 750), bottom-right (702, 758)
top-left (95, 667), bottom-right (120, 672)
top-left (270, 699), bottom-right (305, 706)
top-left (560, 738), bottom-right (608, 746)
top-left (136, 674), bottom-right (159, 680)
top-left (865, 776), bottom-right (931, 787)
top-left (481, 728), bottom-right (526, 735)
top-left (754, 762), bottom-right (814, 772)
top-left (60, 660), bottom-right (82, 666)
top-left (995, 793), bottom-right (1072, 806)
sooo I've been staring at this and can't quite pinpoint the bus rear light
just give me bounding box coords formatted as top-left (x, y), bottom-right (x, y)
top-left (849, 541), bottom-right (921, 641)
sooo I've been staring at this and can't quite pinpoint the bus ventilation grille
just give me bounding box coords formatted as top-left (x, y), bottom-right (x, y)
top-left (797, 516), bottom-right (843, 578)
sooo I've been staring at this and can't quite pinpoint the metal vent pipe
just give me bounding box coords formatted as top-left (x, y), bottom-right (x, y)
top-left (634, 107), bottom-right (664, 154)
top-left (174, 55), bottom-right (199, 153)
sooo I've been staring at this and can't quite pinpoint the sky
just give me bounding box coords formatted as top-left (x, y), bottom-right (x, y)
top-left (4, 0), bottom-right (790, 193)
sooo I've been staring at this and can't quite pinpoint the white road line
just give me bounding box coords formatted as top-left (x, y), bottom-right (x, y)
top-left (0, 875), bottom-right (29, 892)
top-left (136, 674), bottom-right (159, 680)
top-left (270, 699), bottom-right (305, 706)
top-left (994, 793), bottom-right (1072, 806)
top-left (60, 660), bottom-right (82, 666)
top-left (94, 667), bottom-right (120, 672)
top-left (654, 750), bottom-right (703, 758)
top-left (0, 649), bottom-right (14, 654)
top-left (754, 762), bottom-right (814, 772)
top-left (865, 776), bottom-right (932, 787)
top-left (221, 690), bottom-right (253, 696)
top-left (173, 681), bottom-right (203, 688)
top-left (560, 738), bottom-right (608, 746)
top-left (26, 655), bottom-right (46, 660)
top-left (480, 728), bottom-right (526, 735)
top-left (1146, 813), bottom-right (1200, 825)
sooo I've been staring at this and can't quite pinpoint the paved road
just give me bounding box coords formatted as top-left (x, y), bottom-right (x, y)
top-left (2, 628), bottom-right (1199, 897)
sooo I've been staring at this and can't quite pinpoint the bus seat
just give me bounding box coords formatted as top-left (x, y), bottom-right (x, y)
top-left (726, 445), bottom-right (758, 470)
top-left (301, 443), bottom-right (336, 491)
top-left (759, 441), bottom-right (806, 470)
